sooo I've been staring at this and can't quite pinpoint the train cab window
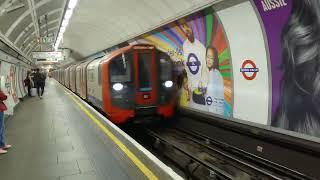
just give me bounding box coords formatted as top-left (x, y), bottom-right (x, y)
top-left (138, 53), bottom-right (152, 91)
top-left (159, 52), bottom-right (172, 81)
top-left (109, 53), bottom-right (132, 83)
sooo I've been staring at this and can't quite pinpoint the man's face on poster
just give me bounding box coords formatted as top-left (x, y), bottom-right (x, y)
top-left (181, 23), bottom-right (194, 43)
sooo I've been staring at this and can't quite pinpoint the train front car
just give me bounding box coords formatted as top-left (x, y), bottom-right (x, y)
top-left (103, 45), bottom-right (175, 124)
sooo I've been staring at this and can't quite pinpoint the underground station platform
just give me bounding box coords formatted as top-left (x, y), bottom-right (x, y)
top-left (0, 79), bottom-right (182, 180)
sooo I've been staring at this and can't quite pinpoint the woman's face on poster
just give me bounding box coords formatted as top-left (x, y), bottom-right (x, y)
top-left (206, 48), bottom-right (215, 69)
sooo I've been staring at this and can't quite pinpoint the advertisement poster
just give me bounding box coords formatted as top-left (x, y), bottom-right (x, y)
top-left (135, 9), bottom-right (233, 118)
top-left (0, 62), bottom-right (19, 114)
top-left (17, 66), bottom-right (27, 98)
top-left (254, 0), bottom-right (320, 137)
top-left (10, 65), bottom-right (19, 104)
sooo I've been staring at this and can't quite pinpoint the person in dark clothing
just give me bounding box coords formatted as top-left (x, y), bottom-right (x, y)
top-left (33, 68), bottom-right (46, 99)
top-left (24, 71), bottom-right (32, 96)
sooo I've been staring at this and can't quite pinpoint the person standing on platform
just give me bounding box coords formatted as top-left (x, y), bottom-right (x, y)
top-left (24, 71), bottom-right (32, 97)
top-left (0, 90), bottom-right (11, 154)
top-left (33, 68), bottom-right (46, 99)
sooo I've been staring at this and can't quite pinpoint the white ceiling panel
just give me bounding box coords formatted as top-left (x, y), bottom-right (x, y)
top-left (62, 0), bottom-right (220, 58)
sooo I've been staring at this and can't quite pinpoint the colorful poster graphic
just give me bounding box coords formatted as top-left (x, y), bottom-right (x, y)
top-left (254, 0), bottom-right (320, 137)
top-left (135, 9), bottom-right (233, 118)
top-left (0, 62), bottom-right (19, 114)
top-left (10, 65), bottom-right (19, 103)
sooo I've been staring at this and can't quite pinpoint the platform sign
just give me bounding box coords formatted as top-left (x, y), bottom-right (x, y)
top-left (36, 36), bottom-right (54, 44)
top-left (32, 51), bottom-right (63, 60)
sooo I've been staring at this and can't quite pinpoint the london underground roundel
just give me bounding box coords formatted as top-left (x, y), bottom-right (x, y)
top-left (206, 96), bottom-right (213, 106)
top-left (186, 53), bottom-right (201, 75)
top-left (240, 60), bottom-right (259, 80)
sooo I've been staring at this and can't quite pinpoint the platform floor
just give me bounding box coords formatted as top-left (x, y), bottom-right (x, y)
top-left (0, 79), bottom-right (177, 180)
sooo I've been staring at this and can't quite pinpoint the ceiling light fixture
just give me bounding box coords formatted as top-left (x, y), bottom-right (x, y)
top-left (60, 26), bottom-right (66, 33)
top-left (65, 9), bottom-right (73, 19)
top-left (68, 0), bottom-right (78, 9)
top-left (62, 18), bottom-right (70, 26)
top-left (54, 0), bottom-right (79, 51)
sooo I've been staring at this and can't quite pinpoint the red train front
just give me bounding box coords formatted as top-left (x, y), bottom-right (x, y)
top-left (56, 44), bottom-right (176, 124)
top-left (102, 45), bottom-right (175, 124)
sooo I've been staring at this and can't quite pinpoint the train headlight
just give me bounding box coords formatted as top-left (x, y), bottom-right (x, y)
top-left (164, 80), bottom-right (173, 88)
top-left (113, 83), bottom-right (123, 91)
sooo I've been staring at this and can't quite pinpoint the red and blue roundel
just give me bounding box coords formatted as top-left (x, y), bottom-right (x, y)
top-left (186, 53), bottom-right (201, 75)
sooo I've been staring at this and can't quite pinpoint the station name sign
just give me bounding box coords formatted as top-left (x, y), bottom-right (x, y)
top-left (32, 51), bottom-right (63, 60)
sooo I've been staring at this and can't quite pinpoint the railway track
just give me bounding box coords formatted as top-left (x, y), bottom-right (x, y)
top-left (174, 127), bottom-right (312, 180)
top-left (127, 119), bottom-right (314, 180)
top-left (147, 128), bottom-right (279, 179)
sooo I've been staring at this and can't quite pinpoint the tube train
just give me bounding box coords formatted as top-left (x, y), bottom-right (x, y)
top-left (53, 44), bottom-right (175, 124)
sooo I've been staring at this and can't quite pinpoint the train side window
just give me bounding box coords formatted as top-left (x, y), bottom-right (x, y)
top-left (109, 53), bottom-right (132, 83)
top-left (88, 69), bottom-right (94, 82)
top-left (77, 69), bottom-right (80, 79)
top-left (159, 52), bottom-right (172, 81)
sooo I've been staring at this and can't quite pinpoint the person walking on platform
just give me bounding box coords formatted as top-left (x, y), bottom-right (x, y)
top-left (0, 90), bottom-right (11, 154)
top-left (33, 68), bottom-right (46, 99)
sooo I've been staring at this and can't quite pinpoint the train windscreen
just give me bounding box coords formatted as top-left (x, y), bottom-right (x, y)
top-left (138, 53), bottom-right (152, 91)
top-left (109, 54), bottom-right (132, 83)
top-left (159, 53), bottom-right (172, 81)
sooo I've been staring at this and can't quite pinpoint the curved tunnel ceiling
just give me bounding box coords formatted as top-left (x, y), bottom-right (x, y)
top-left (0, 0), bottom-right (220, 65)
top-left (61, 0), bottom-right (221, 60)
top-left (0, 0), bottom-right (66, 62)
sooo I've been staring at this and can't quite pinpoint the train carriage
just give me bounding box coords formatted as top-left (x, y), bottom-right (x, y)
top-left (89, 44), bottom-right (174, 123)
top-left (55, 44), bottom-right (175, 124)
top-left (86, 58), bottom-right (104, 109)
top-left (75, 62), bottom-right (84, 95)
top-left (79, 60), bottom-right (94, 99)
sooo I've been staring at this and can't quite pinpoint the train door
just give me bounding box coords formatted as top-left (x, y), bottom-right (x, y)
top-left (76, 66), bottom-right (81, 94)
top-left (81, 64), bottom-right (87, 99)
top-left (133, 48), bottom-right (157, 107)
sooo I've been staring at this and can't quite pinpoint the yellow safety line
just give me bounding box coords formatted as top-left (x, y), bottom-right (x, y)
top-left (64, 90), bottom-right (158, 180)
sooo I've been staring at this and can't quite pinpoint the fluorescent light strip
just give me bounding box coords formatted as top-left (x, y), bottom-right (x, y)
top-left (65, 9), bottom-right (73, 19)
top-left (68, 0), bottom-right (78, 9)
top-left (54, 0), bottom-right (78, 50)
top-left (61, 19), bottom-right (69, 27)
top-left (60, 26), bottom-right (66, 33)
